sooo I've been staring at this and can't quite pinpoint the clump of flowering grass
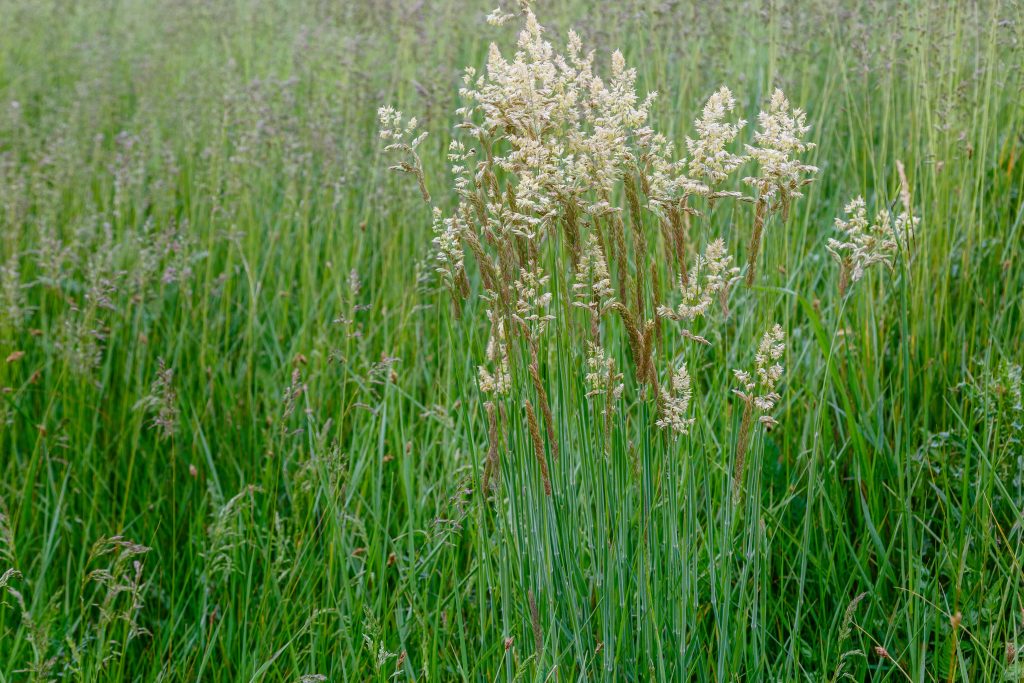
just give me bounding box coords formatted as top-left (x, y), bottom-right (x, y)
top-left (376, 2), bottom-right (942, 677)
top-left (381, 6), bottom-right (810, 490)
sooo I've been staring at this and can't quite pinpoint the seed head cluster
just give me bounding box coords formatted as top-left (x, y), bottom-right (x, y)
top-left (733, 324), bottom-right (786, 427)
top-left (656, 363), bottom-right (695, 436)
top-left (379, 8), bottom-right (904, 498)
top-left (827, 195), bottom-right (918, 294)
top-left (657, 238), bottom-right (740, 324)
top-left (687, 87), bottom-right (747, 188)
top-left (743, 89), bottom-right (818, 208)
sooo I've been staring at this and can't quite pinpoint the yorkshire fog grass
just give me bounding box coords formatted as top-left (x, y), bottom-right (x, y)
top-left (1, 0), bottom-right (1023, 680)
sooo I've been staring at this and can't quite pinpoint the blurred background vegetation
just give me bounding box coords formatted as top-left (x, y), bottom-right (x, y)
top-left (0, 0), bottom-right (1022, 680)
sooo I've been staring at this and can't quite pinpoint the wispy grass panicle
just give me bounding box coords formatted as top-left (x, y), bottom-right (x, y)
top-left (687, 86), bottom-right (748, 189)
top-left (133, 358), bottom-right (179, 440)
top-left (202, 486), bottom-right (258, 587)
top-left (0, 255), bottom-right (30, 331)
top-left (830, 592), bottom-right (868, 681)
top-left (743, 89), bottom-right (818, 285)
top-left (573, 232), bottom-right (616, 337)
top-left (430, 206), bottom-right (470, 310)
top-left (378, 105), bottom-right (430, 203)
top-left (827, 195), bottom-right (918, 296)
top-left (732, 324), bottom-right (786, 490)
top-left (585, 341), bottom-right (624, 452)
top-left (656, 362), bottom-right (695, 436)
top-left (657, 237), bottom-right (740, 332)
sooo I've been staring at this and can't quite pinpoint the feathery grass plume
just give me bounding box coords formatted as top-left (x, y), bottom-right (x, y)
top-left (280, 366), bottom-right (307, 436)
top-left (5, 584), bottom-right (55, 680)
top-left (451, 7), bottom-right (683, 266)
top-left (743, 89), bottom-right (818, 286)
top-left (584, 342), bottom-right (625, 402)
top-left (830, 592), bottom-right (868, 681)
top-left (65, 536), bottom-right (152, 674)
top-left (513, 267), bottom-right (555, 340)
top-left (431, 480), bottom-right (475, 545)
top-left (584, 341), bottom-right (624, 452)
top-left (686, 87), bottom-right (748, 190)
top-left (362, 605), bottom-right (399, 672)
top-left (0, 255), bottom-right (30, 331)
top-left (133, 357), bottom-right (179, 440)
top-left (573, 232), bottom-right (616, 337)
top-left (430, 205), bottom-right (471, 312)
top-left (827, 196), bottom-right (918, 296)
top-left (406, 7), bottom-right (766, 412)
top-left (732, 324), bottom-right (785, 491)
top-left (657, 237), bottom-right (740, 332)
top-left (202, 485), bottom-right (258, 586)
top-left (83, 536), bottom-right (151, 634)
top-left (378, 105), bottom-right (430, 203)
top-left (0, 502), bottom-right (56, 678)
top-left (656, 362), bottom-right (695, 437)
top-left (486, 7), bottom-right (515, 27)
top-left (0, 567), bottom-right (21, 593)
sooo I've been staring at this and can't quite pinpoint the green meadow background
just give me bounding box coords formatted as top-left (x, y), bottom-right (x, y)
top-left (0, 0), bottom-right (1022, 680)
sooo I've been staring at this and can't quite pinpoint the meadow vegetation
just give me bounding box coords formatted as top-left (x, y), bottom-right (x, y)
top-left (1, 0), bottom-right (1022, 680)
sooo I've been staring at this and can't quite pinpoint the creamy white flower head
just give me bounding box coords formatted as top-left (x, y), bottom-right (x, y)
top-left (513, 267), bottom-right (555, 336)
top-left (486, 7), bottom-right (514, 26)
top-left (572, 233), bottom-right (615, 315)
top-left (686, 87), bottom-right (747, 185)
top-left (430, 207), bottom-right (465, 291)
top-left (456, 9), bottom-right (688, 233)
top-left (827, 195), bottom-right (918, 287)
top-left (377, 105), bottom-right (402, 140)
top-left (447, 140), bottom-right (474, 192)
top-left (657, 238), bottom-right (739, 322)
top-left (584, 341), bottom-right (624, 402)
top-left (657, 363), bottom-right (695, 436)
top-left (743, 89), bottom-right (817, 201)
top-left (377, 105), bottom-right (427, 149)
top-left (733, 324), bottom-right (785, 423)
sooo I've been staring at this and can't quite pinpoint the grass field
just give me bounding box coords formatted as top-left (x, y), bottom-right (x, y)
top-left (1, 0), bottom-right (1023, 680)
